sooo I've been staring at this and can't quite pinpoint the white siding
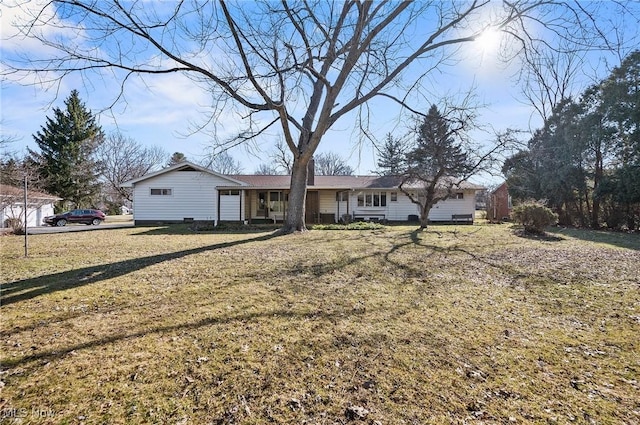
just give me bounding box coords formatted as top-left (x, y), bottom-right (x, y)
top-left (219, 192), bottom-right (243, 221)
top-left (349, 190), bottom-right (391, 220)
top-left (346, 189), bottom-right (476, 221)
top-left (1, 203), bottom-right (55, 227)
top-left (318, 191), bottom-right (335, 215)
top-left (427, 190), bottom-right (476, 221)
top-left (336, 201), bottom-right (348, 221)
top-left (384, 192), bottom-right (419, 221)
top-left (132, 171), bottom-right (240, 222)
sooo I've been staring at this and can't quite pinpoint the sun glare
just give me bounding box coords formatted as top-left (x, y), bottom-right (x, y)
top-left (476, 29), bottom-right (501, 53)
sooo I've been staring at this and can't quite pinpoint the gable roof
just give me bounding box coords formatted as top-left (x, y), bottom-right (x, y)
top-left (491, 182), bottom-right (508, 194)
top-left (120, 161), bottom-right (249, 187)
top-left (120, 161), bottom-right (484, 191)
top-left (0, 184), bottom-right (61, 201)
top-left (221, 175), bottom-right (484, 191)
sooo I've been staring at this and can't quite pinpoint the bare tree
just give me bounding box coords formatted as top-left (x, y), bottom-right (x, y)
top-left (261, 146), bottom-right (353, 175)
top-left (503, 3), bottom-right (639, 124)
top-left (314, 152), bottom-right (354, 176)
top-left (201, 151), bottom-right (243, 175)
top-left (95, 132), bottom-right (166, 203)
top-left (517, 45), bottom-right (584, 122)
top-left (1, 128), bottom-right (18, 157)
top-left (3, 1), bottom-right (635, 231)
top-left (0, 157), bottom-right (24, 188)
top-left (1, 183), bottom-right (55, 232)
top-left (269, 140), bottom-right (294, 175)
top-left (254, 163), bottom-right (282, 175)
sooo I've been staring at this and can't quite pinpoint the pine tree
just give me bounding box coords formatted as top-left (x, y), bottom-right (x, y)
top-left (376, 133), bottom-right (406, 175)
top-left (399, 105), bottom-right (476, 229)
top-left (407, 105), bottom-right (473, 178)
top-left (168, 152), bottom-right (187, 166)
top-left (29, 90), bottom-right (103, 208)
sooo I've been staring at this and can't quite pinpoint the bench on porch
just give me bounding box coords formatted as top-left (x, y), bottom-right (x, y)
top-left (271, 212), bottom-right (285, 223)
top-left (451, 213), bottom-right (474, 224)
top-left (353, 213), bottom-right (386, 222)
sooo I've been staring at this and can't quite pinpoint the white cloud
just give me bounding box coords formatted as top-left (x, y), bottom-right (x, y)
top-left (0, 0), bottom-right (88, 89)
top-left (1, 0), bottom-right (78, 53)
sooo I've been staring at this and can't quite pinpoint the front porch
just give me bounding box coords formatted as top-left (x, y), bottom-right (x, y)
top-left (242, 189), bottom-right (334, 224)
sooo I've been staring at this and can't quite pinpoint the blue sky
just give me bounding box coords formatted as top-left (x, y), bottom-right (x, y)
top-left (1, 1), bottom-right (637, 185)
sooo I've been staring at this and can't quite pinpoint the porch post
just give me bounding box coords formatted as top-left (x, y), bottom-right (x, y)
top-left (248, 191), bottom-right (253, 224)
top-left (216, 189), bottom-right (221, 226)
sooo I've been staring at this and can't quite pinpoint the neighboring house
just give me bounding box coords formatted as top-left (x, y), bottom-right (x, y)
top-left (0, 184), bottom-right (60, 228)
top-left (487, 182), bottom-right (512, 222)
top-left (121, 161), bottom-right (484, 225)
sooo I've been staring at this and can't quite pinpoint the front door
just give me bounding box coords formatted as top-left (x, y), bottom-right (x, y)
top-left (257, 191), bottom-right (267, 218)
top-left (305, 191), bottom-right (319, 224)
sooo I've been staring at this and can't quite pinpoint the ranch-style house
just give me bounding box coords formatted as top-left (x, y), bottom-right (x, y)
top-left (121, 161), bottom-right (483, 226)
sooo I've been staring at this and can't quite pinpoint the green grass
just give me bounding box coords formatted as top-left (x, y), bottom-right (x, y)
top-left (1, 224), bottom-right (639, 424)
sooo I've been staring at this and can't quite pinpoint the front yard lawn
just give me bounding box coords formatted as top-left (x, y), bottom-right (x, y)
top-left (1, 224), bottom-right (638, 424)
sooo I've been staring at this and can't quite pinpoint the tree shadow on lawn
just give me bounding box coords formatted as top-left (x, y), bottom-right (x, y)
top-left (386, 229), bottom-right (569, 287)
top-left (131, 224), bottom-right (282, 236)
top-left (512, 227), bottom-right (565, 242)
top-left (3, 306), bottom-right (369, 369)
top-left (0, 233), bottom-right (278, 306)
top-left (546, 226), bottom-right (639, 251)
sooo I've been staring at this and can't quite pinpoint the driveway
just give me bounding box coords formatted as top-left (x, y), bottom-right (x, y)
top-left (26, 219), bottom-right (134, 234)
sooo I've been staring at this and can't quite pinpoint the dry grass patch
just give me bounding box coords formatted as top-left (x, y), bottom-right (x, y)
top-left (1, 224), bottom-right (639, 424)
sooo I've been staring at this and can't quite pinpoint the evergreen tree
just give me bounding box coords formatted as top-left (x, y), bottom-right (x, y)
top-left (406, 105), bottom-right (474, 178)
top-left (399, 105), bottom-right (476, 230)
top-left (503, 51), bottom-right (640, 229)
top-left (0, 157), bottom-right (24, 187)
top-left (29, 90), bottom-right (103, 208)
top-left (376, 133), bottom-right (406, 175)
top-left (168, 152), bottom-right (187, 166)
top-left (595, 50), bottom-right (640, 229)
top-left (530, 99), bottom-right (587, 225)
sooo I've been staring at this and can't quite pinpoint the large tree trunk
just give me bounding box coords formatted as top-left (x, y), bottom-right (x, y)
top-left (419, 208), bottom-right (430, 230)
top-left (281, 157), bottom-right (310, 233)
top-left (419, 201), bottom-right (435, 231)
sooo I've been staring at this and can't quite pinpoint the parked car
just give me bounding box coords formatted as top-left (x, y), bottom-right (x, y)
top-left (43, 209), bottom-right (106, 226)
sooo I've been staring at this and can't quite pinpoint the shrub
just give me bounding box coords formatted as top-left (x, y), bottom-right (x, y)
top-left (511, 201), bottom-right (558, 234)
top-left (312, 221), bottom-right (386, 231)
top-left (103, 201), bottom-right (122, 216)
top-left (4, 218), bottom-right (24, 234)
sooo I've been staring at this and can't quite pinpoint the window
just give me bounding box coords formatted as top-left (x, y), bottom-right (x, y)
top-left (150, 188), bottom-right (172, 196)
top-left (453, 192), bottom-right (464, 199)
top-left (390, 192), bottom-right (398, 202)
top-left (269, 191), bottom-right (287, 213)
top-left (221, 190), bottom-right (240, 195)
top-left (357, 191), bottom-right (387, 207)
